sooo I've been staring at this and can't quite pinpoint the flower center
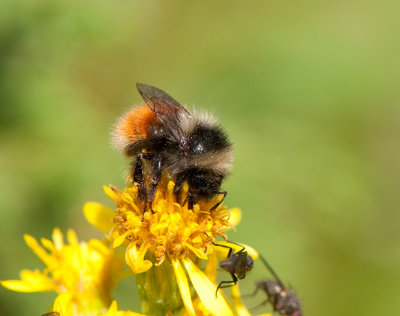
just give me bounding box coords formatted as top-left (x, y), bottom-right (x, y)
top-left (108, 179), bottom-right (231, 266)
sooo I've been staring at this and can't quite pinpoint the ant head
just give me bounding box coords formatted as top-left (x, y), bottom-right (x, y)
top-left (245, 253), bottom-right (254, 271)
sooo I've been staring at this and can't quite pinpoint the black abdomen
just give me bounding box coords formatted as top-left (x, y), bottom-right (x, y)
top-left (174, 168), bottom-right (223, 200)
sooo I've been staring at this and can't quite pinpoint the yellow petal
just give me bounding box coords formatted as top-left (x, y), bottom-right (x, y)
top-left (113, 231), bottom-right (130, 248)
top-left (214, 241), bottom-right (259, 260)
top-left (103, 300), bottom-right (118, 316)
top-left (204, 253), bottom-right (218, 282)
top-left (53, 292), bottom-right (74, 316)
top-left (52, 228), bottom-right (64, 250)
top-left (88, 239), bottom-right (109, 256)
top-left (40, 238), bottom-right (56, 253)
top-left (192, 235), bottom-right (203, 244)
top-left (125, 242), bottom-right (152, 273)
top-left (67, 229), bottom-right (79, 246)
top-left (103, 185), bottom-right (120, 202)
top-left (228, 208), bottom-right (241, 227)
top-left (83, 202), bottom-right (115, 233)
top-left (0, 279), bottom-right (54, 292)
top-left (238, 243), bottom-right (258, 259)
top-left (1, 270), bottom-right (55, 292)
top-left (172, 259), bottom-right (195, 316)
top-left (213, 244), bottom-right (229, 260)
top-left (102, 300), bottom-right (147, 316)
top-left (24, 235), bottom-right (53, 267)
top-left (184, 242), bottom-right (208, 260)
top-left (182, 258), bottom-right (233, 316)
top-left (231, 285), bottom-right (250, 316)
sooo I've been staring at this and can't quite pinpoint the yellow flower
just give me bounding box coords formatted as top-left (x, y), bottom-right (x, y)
top-left (1, 229), bottom-right (126, 316)
top-left (179, 254), bottom-right (264, 316)
top-left (84, 179), bottom-right (243, 316)
top-left (101, 300), bottom-right (146, 316)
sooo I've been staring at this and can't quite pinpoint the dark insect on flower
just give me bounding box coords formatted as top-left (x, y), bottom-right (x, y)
top-left (214, 241), bottom-right (254, 297)
top-left (253, 255), bottom-right (302, 316)
top-left (41, 313), bottom-right (60, 316)
top-left (113, 83), bottom-right (233, 210)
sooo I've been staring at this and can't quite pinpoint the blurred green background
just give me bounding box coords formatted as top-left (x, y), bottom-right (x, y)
top-left (1, 0), bottom-right (399, 315)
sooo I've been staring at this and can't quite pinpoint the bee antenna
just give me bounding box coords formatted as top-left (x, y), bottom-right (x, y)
top-left (259, 255), bottom-right (285, 288)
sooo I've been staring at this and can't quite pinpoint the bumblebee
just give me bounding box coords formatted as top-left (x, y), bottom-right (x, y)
top-left (113, 83), bottom-right (233, 209)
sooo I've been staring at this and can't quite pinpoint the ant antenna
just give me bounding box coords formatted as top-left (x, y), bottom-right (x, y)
top-left (259, 255), bottom-right (285, 288)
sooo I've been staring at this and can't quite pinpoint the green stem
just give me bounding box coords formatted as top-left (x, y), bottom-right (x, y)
top-left (136, 258), bottom-right (185, 316)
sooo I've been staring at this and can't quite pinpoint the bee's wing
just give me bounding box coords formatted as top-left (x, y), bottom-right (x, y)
top-left (42, 313), bottom-right (60, 316)
top-left (136, 83), bottom-right (190, 147)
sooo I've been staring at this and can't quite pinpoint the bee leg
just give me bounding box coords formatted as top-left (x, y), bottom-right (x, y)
top-left (181, 191), bottom-right (198, 210)
top-left (210, 191), bottom-right (227, 211)
top-left (133, 152), bottom-right (155, 208)
top-left (174, 178), bottom-right (193, 207)
top-left (147, 155), bottom-right (163, 212)
top-left (181, 194), bottom-right (189, 207)
top-left (215, 273), bottom-right (238, 298)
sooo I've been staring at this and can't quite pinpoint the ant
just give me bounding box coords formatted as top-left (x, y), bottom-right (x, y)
top-left (249, 255), bottom-right (302, 316)
top-left (214, 241), bottom-right (254, 297)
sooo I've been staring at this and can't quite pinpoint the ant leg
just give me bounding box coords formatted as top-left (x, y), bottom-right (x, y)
top-left (248, 299), bottom-right (268, 312)
top-left (241, 286), bottom-right (260, 298)
top-left (259, 255), bottom-right (285, 288)
top-left (215, 240), bottom-right (246, 255)
top-left (210, 191), bottom-right (227, 211)
top-left (212, 242), bottom-right (233, 258)
top-left (227, 241), bottom-right (246, 254)
top-left (216, 273), bottom-right (238, 297)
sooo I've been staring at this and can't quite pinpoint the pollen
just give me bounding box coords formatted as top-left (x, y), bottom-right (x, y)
top-left (105, 178), bottom-right (232, 271)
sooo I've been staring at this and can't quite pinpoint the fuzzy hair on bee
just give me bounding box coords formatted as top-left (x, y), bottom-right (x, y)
top-left (112, 83), bottom-right (233, 209)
